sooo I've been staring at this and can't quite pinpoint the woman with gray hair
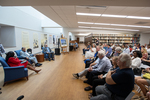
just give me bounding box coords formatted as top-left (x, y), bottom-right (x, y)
top-left (113, 46), bottom-right (122, 56)
top-left (85, 43), bottom-right (96, 59)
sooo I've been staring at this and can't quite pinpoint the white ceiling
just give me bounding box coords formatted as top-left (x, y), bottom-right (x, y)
top-left (1, 0), bottom-right (150, 34)
top-left (33, 6), bottom-right (150, 33)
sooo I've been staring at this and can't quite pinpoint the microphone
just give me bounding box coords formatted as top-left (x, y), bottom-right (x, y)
top-left (17, 95), bottom-right (24, 100)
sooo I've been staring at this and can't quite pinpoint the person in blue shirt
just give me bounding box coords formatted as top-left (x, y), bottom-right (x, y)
top-left (90, 53), bottom-right (134, 100)
top-left (103, 43), bottom-right (108, 51)
top-left (73, 51), bottom-right (112, 84)
top-left (106, 44), bottom-right (112, 57)
top-left (43, 45), bottom-right (55, 61)
top-left (83, 42), bottom-right (91, 55)
top-left (75, 41), bottom-right (78, 49)
top-left (87, 56), bottom-right (119, 98)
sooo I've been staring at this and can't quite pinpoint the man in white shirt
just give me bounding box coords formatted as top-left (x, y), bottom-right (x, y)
top-left (147, 44), bottom-right (150, 54)
top-left (123, 44), bottom-right (130, 54)
top-left (20, 47), bottom-right (42, 66)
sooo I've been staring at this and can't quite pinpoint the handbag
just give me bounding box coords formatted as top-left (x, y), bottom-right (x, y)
top-left (133, 68), bottom-right (142, 76)
top-left (143, 73), bottom-right (150, 80)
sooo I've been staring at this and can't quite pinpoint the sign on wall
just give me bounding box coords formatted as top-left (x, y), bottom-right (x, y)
top-left (33, 33), bottom-right (39, 49)
top-left (41, 34), bottom-right (47, 49)
top-left (49, 35), bottom-right (53, 44)
top-left (22, 32), bottom-right (30, 49)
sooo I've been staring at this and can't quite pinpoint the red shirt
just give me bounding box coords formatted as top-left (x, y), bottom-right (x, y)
top-left (7, 57), bottom-right (28, 68)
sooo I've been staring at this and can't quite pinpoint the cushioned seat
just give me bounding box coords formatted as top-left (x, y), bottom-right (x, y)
top-left (0, 57), bottom-right (28, 86)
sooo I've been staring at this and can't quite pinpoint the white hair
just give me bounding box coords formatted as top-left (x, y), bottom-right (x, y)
top-left (119, 53), bottom-right (132, 67)
top-left (98, 50), bottom-right (105, 56)
top-left (115, 47), bottom-right (122, 51)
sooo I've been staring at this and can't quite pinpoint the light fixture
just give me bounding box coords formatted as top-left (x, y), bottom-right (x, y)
top-left (101, 14), bottom-right (126, 18)
top-left (78, 22), bottom-right (150, 28)
top-left (127, 16), bottom-right (150, 20)
top-left (78, 22), bottom-right (93, 24)
top-left (91, 27), bottom-right (102, 29)
top-left (78, 33), bottom-right (90, 35)
top-left (111, 24), bottom-right (127, 27)
top-left (78, 26), bottom-right (91, 28)
top-left (76, 13), bottom-right (101, 16)
top-left (76, 12), bottom-right (150, 20)
top-left (95, 23), bottom-right (110, 25)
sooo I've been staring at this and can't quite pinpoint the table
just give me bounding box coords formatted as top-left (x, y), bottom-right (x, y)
top-left (36, 54), bottom-right (44, 62)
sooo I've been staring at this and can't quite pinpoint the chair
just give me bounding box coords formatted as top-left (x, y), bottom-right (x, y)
top-left (14, 50), bottom-right (25, 59)
top-left (14, 50), bottom-right (33, 64)
top-left (27, 48), bottom-right (32, 54)
top-left (125, 91), bottom-right (135, 100)
top-left (0, 57), bottom-right (28, 86)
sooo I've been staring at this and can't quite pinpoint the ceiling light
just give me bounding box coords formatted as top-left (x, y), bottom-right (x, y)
top-left (102, 14), bottom-right (126, 18)
top-left (91, 27), bottom-right (102, 29)
top-left (127, 25), bottom-right (150, 28)
top-left (78, 21), bottom-right (150, 28)
top-left (127, 16), bottom-right (150, 20)
top-left (115, 29), bottom-right (139, 31)
top-left (76, 13), bottom-right (101, 16)
top-left (78, 34), bottom-right (90, 35)
top-left (111, 24), bottom-right (127, 26)
top-left (78, 22), bottom-right (93, 24)
top-left (95, 23), bottom-right (110, 25)
top-left (78, 26), bottom-right (90, 28)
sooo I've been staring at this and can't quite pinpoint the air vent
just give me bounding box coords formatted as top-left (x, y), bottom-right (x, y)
top-left (135, 22), bottom-right (149, 24)
top-left (76, 6), bottom-right (107, 9)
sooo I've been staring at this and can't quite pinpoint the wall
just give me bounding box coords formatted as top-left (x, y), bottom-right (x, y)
top-left (69, 32), bottom-right (76, 41)
top-left (140, 33), bottom-right (150, 45)
top-left (0, 7), bottom-right (61, 54)
top-left (0, 26), bottom-right (16, 47)
top-left (79, 37), bottom-right (85, 42)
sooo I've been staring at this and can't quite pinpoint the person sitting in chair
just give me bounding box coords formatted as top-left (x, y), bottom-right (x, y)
top-left (43, 44), bottom-right (55, 61)
top-left (20, 47), bottom-right (42, 67)
top-left (6, 51), bottom-right (41, 73)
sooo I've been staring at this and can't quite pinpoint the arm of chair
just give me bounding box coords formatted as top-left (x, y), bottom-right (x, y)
top-left (3, 66), bottom-right (25, 70)
top-left (18, 56), bottom-right (26, 59)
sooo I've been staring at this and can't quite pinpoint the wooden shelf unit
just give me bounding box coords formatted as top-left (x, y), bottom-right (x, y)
top-left (84, 33), bottom-right (140, 45)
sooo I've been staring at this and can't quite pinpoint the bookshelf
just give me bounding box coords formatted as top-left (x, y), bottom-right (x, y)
top-left (85, 33), bottom-right (140, 45)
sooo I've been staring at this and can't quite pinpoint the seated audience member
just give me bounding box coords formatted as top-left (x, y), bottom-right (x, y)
top-left (147, 44), bottom-right (150, 55)
top-left (85, 43), bottom-right (96, 59)
top-left (135, 68), bottom-right (150, 96)
top-left (121, 44), bottom-right (124, 51)
top-left (90, 53), bottom-right (134, 100)
top-left (136, 43), bottom-right (141, 51)
top-left (95, 38), bottom-right (99, 45)
top-left (141, 56), bottom-right (150, 66)
top-left (20, 47), bottom-right (42, 66)
top-left (6, 51), bottom-right (41, 73)
top-left (84, 45), bottom-right (100, 64)
top-left (83, 42), bottom-right (91, 55)
top-left (105, 44), bottom-right (112, 58)
top-left (73, 51), bottom-right (112, 84)
top-left (141, 47), bottom-right (148, 59)
top-left (75, 41), bottom-right (78, 49)
top-left (43, 44), bottom-right (55, 61)
top-left (113, 47), bottom-right (122, 56)
top-left (123, 44), bottom-right (130, 54)
top-left (131, 51), bottom-right (142, 69)
top-left (129, 45), bottom-right (133, 52)
top-left (103, 43), bottom-right (108, 51)
top-left (87, 56), bottom-right (119, 98)
top-left (84, 46), bottom-right (105, 68)
top-left (133, 43), bottom-right (137, 50)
